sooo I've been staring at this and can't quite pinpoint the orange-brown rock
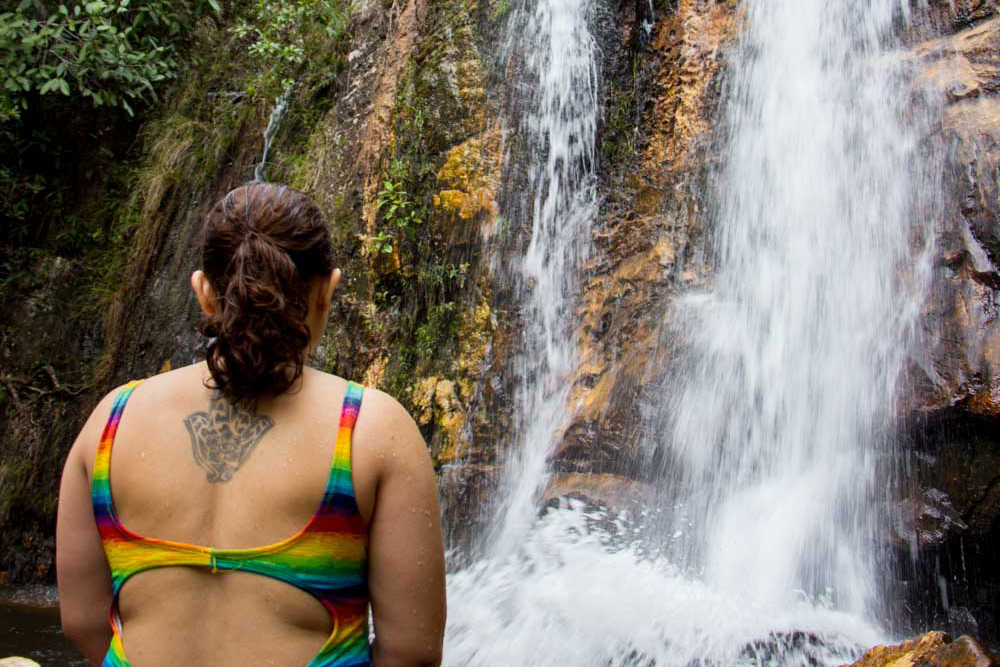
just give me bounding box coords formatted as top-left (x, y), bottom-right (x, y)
top-left (409, 291), bottom-right (494, 458)
top-left (413, 375), bottom-right (465, 462)
top-left (642, 0), bottom-right (737, 175)
top-left (546, 0), bottom-right (738, 488)
top-left (541, 473), bottom-right (652, 515)
top-left (846, 631), bottom-right (950, 667)
top-left (433, 127), bottom-right (503, 231)
top-left (910, 17), bottom-right (1000, 417)
top-left (903, 0), bottom-right (998, 43)
top-left (845, 632), bottom-right (999, 667)
top-left (892, 24), bottom-right (1000, 625)
top-left (354, 0), bottom-right (429, 242)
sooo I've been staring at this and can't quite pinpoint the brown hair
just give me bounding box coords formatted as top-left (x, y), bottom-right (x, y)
top-left (198, 183), bottom-right (334, 402)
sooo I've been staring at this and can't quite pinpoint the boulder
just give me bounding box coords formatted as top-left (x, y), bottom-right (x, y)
top-left (846, 632), bottom-right (999, 667)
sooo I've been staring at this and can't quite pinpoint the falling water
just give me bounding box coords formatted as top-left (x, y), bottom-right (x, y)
top-left (486, 0), bottom-right (599, 557)
top-left (656, 0), bottom-right (931, 617)
top-left (445, 0), bottom-right (934, 664)
top-left (253, 91), bottom-right (290, 182)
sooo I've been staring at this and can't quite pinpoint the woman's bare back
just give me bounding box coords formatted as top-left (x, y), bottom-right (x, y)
top-left (58, 361), bottom-right (445, 667)
top-left (59, 184), bottom-right (444, 667)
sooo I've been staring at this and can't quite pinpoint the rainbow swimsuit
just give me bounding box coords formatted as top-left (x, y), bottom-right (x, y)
top-left (91, 379), bottom-right (371, 667)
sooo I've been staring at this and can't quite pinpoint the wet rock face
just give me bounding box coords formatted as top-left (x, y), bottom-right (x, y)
top-left (893, 11), bottom-right (1000, 644)
top-left (906, 1), bottom-right (999, 42)
top-left (910, 16), bottom-right (1000, 418)
top-left (0, 256), bottom-right (101, 583)
top-left (844, 632), bottom-right (999, 667)
top-left (896, 411), bottom-right (1000, 642)
top-left (553, 0), bottom-right (736, 482)
top-left (439, 462), bottom-right (498, 559)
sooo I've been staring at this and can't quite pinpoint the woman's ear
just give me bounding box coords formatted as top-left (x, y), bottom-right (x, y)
top-left (323, 268), bottom-right (342, 306)
top-left (191, 270), bottom-right (218, 316)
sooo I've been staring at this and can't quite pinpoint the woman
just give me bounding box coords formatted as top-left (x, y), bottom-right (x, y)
top-left (56, 183), bottom-right (446, 667)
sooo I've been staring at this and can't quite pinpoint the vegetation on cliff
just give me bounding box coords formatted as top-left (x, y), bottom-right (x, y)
top-left (0, 0), bottom-right (502, 582)
top-left (0, 0), bottom-right (352, 583)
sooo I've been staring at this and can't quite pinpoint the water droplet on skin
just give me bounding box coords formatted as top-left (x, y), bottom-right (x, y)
top-left (139, 452), bottom-right (146, 460)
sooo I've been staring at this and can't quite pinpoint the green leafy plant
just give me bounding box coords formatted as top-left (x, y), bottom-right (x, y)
top-left (360, 301), bottom-right (383, 334)
top-left (414, 301), bottom-right (457, 359)
top-left (419, 262), bottom-right (469, 291)
top-left (370, 159), bottom-right (425, 254)
top-left (0, 164), bottom-right (45, 235)
top-left (232, 0), bottom-right (349, 100)
top-left (377, 177), bottom-right (423, 229)
top-left (0, 0), bottom-right (220, 119)
top-left (370, 229), bottom-right (395, 254)
top-left (492, 0), bottom-right (510, 21)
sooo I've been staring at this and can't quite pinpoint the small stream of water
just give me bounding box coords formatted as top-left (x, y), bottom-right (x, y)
top-left (253, 90), bottom-right (291, 182)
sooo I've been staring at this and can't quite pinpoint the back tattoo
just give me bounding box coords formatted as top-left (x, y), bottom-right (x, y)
top-left (184, 398), bottom-right (274, 483)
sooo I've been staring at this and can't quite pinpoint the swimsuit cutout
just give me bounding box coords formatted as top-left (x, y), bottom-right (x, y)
top-left (91, 380), bottom-right (371, 667)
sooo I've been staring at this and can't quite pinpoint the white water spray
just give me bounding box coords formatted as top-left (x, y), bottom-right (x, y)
top-left (445, 0), bottom-right (935, 664)
top-left (487, 0), bottom-right (599, 557)
top-left (657, 0), bottom-right (932, 616)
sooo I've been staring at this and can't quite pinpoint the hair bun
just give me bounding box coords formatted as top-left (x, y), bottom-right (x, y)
top-left (199, 183), bottom-right (334, 402)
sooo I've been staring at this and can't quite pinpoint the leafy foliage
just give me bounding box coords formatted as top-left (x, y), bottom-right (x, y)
top-left (377, 172), bottom-right (423, 224)
top-left (491, 0), bottom-right (509, 21)
top-left (369, 159), bottom-right (425, 254)
top-left (370, 229), bottom-right (395, 254)
top-left (0, 0), bottom-right (220, 120)
top-left (232, 0), bottom-right (349, 100)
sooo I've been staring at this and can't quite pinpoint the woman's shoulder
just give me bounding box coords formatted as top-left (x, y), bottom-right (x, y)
top-left (302, 368), bottom-right (413, 421)
top-left (125, 362), bottom-right (206, 403)
top-left (298, 368), bottom-right (426, 453)
top-left (66, 377), bottom-right (150, 478)
top-left (96, 363), bottom-right (423, 445)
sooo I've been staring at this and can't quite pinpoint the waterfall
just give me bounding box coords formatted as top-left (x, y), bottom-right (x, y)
top-left (655, 0), bottom-right (931, 616)
top-left (444, 0), bottom-right (935, 664)
top-left (486, 0), bottom-right (599, 557)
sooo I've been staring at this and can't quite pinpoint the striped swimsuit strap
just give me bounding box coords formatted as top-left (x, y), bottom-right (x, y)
top-left (92, 379), bottom-right (371, 667)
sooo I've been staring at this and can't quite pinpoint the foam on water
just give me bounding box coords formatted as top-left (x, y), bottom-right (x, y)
top-left (447, 506), bottom-right (883, 667)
